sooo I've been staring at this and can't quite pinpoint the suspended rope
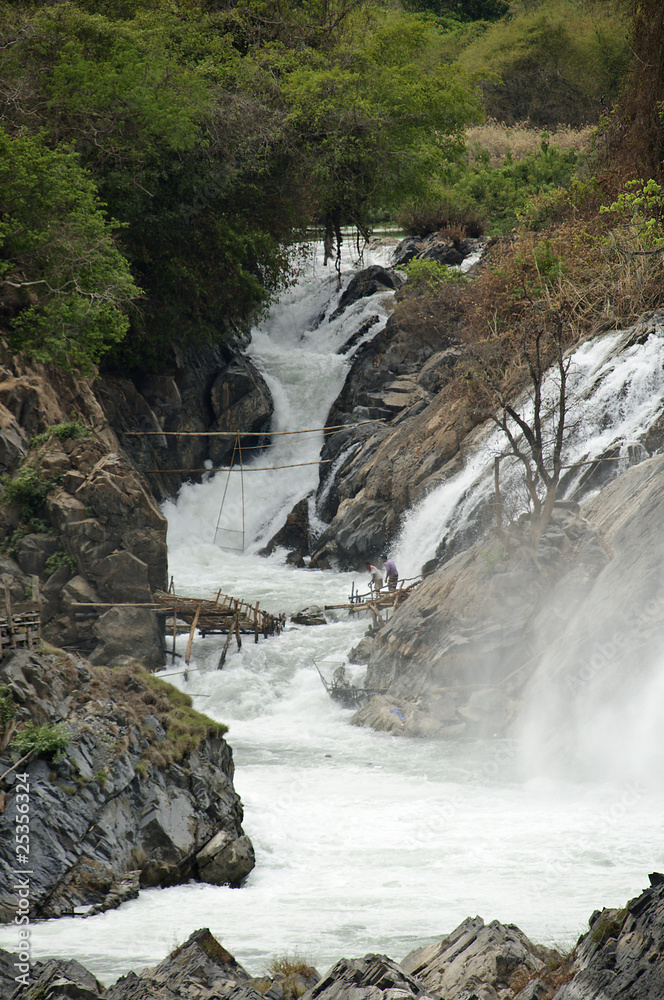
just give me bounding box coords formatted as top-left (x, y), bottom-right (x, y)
top-left (124, 419), bottom-right (381, 437)
top-left (145, 458), bottom-right (333, 474)
top-left (213, 434), bottom-right (245, 551)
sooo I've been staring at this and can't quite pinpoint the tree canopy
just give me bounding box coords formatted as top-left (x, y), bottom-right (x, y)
top-left (0, 0), bottom-right (483, 370)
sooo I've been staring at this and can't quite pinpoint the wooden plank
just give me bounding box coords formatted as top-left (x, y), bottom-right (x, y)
top-left (185, 603), bottom-right (202, 665)
top-left (217, 627), bottom-right (234, 670)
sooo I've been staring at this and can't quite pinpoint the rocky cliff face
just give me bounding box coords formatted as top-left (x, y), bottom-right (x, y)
top-left (310, 272), bottom-right (478, 570)
top-left (349, 452), bottom-right (664, 750)
top-left (0, 335), bottom-right (272, 664)
top-left (0, 648), bottom-right (254, 923)
top-left (95, 341), bottom-right (273, 504)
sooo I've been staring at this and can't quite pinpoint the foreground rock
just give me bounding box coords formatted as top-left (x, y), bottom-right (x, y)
top-left (4, 880), bottom-right (664, 1000)
top-left (554, 876), bottom-right (664, 999)
top-left (402, 917), bottom-right (557, 999)
top-left (0, 651), bottom-right (254, 922)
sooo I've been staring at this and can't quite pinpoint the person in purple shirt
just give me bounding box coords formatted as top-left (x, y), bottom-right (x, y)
top-left (381, 554), bottom-right (398, 591)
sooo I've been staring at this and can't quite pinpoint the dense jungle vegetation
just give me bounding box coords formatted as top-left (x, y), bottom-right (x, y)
top-left (0, 0), bottom-right (658, 374)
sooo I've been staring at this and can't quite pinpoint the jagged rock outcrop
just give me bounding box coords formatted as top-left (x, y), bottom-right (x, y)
top-left (328, 265), bottom-right (405, 321)
top-left (303, 954), bottom-right (434, 1000)
top-left (401, 916), bottom-right (556, 1000)
top-left (0, 650), bottom-right (255, 923)
top-left (351, 505), bottom-right (610, 738)
top-left (310, 273), bottom-right (479, 569)
top-left (552, 876), bottom-right (664, 1000)
top-left (95, 342), bottom-right (273, 502)
top-left (104, 928), bottom-right (252, 1000)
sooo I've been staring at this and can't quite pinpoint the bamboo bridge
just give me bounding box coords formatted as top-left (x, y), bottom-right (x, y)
top-left (152, 589), bottom-right (285, 668)
top-left (324, 577), bottom-right (421, 628)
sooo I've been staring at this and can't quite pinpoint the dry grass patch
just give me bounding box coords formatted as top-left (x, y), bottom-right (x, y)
top-left (73, 662), bottom-right (228, 769)
top-left (466, 120), bottom-right (594, 167)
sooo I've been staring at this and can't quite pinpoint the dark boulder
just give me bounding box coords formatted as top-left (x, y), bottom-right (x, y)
top-left (329, 266), bottom-right (404, 321)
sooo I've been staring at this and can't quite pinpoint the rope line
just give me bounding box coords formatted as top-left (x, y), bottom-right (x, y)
top-left (146, 459), bottom-right (333, 473)
top-left (124, 419), bottom-right (381, 437)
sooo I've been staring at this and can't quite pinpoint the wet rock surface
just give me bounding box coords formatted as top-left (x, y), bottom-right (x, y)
top-left (0, 651), bottom-right (254, 923)
top-left (351, 505), bottom-right (611, 739)
top-left (95, 341), bottom-right (273, 503)
top-left (3, 881), bottom-right (664, 1000)
top-left (310, 271), bottom-right (477, 569)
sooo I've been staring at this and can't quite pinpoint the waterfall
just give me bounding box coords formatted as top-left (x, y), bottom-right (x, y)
top-left (4, 250), bottom-right (664, 987)
top-left (394, 322), bottom-right (664, 577)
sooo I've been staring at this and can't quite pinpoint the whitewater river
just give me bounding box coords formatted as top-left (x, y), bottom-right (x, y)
top-left (3, 240), bottom-right (664, 984)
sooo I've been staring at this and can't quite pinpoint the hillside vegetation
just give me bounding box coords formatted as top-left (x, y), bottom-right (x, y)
top-left (0, 0), bottom-right (653, 377)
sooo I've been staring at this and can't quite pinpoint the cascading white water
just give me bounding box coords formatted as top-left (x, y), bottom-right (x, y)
top-left (4, 246), bottom-right (664, 986)
top-left (395, 325), bottom-right (664, 577)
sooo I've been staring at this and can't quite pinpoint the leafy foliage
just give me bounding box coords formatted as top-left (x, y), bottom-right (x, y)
top-left (403, 258), bottom-right (469, 291)
top-left (436, 135), bottom-right (580, 234)
top-left (11, 721), bottom-right (69, 760)
top-left (1, 466), bottom-right (53, 519)
top-left (0, 127), bottom-right (139, 372)
top-left (0, 0), bottom-right (484, 368)
top-left (31, 421), bottom-right (91, 449)
top-left (452, 0), bottom-right (629, 127)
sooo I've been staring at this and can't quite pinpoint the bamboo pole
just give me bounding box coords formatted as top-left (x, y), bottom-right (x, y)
top-left (217, 626), bottom-right (234, 670)
top-left (185, 603), bottom-right (201, 665)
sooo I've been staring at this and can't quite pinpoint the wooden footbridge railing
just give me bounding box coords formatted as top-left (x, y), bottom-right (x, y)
top-left (324, 577), bottom-right (421, 627)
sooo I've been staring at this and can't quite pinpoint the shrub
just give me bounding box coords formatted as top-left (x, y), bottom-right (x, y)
top-left (11, 721), bottom-right (69, 760)
top-left (0, 127), bottom-right (139, 374)
top-left (403, 258), bottom-right (469, 292)
top-left (1, 466), bottom-right (52, 518)
top-left (438, 135), bottom-right (580, 234)
top-left (44, 548), bottom-right (77, 577)
top-left (397, 199), bottom-right (486, 237)
top-left (267, 955), bottom-right (318, 1000)
top-left (31, 422), bottom-right (91, 448)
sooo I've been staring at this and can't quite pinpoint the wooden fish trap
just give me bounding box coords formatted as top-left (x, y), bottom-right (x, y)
top-left (0, 581), bottom-right (41, 656)
top-left (0, 610), bottom-right (41, 654)
top-left (152, 589), bottom-right (284, 668)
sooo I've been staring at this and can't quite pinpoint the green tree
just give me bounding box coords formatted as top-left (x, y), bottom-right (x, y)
top-left (0, 127), bottom-right (139, 372)
top-left (253, 7), bottom-right (483, 264)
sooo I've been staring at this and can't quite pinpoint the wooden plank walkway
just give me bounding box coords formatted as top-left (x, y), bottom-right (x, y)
top-left (324, 578), bottom-right (420, 626)
top-left (152, 589), bottom-right (285, 667)
top-left (70, 588), bottom-right (284, 669)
